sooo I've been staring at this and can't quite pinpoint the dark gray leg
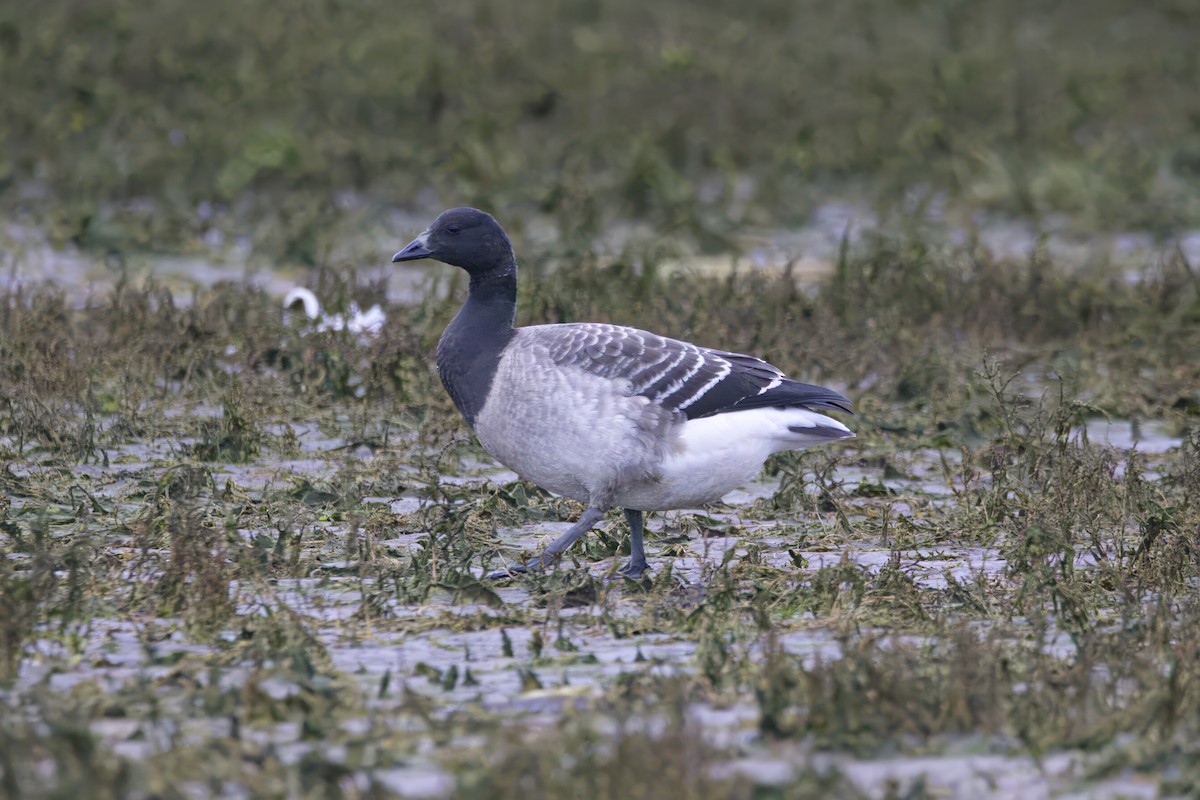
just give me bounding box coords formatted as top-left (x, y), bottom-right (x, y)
top-left (619, 509), bottom-right (649, 578)
top-left (487, 505), bottom-right (609, 579)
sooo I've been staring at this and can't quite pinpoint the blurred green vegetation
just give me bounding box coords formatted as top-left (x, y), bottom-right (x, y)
top-left (2, 0), bottom-right (1199, 257)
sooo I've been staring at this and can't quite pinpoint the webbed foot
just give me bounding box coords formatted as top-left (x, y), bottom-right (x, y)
top-left (486, 553), bottom-right (559, 580)
top-left (617, 558), bottom-right (649, 579)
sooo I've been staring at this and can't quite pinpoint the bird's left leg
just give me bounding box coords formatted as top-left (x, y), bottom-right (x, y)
top-left (487, 504), bottom-right (609, 579)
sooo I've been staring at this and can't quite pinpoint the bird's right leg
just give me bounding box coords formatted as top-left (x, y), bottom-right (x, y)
top-left (618, 509), bottom-right (649, 578)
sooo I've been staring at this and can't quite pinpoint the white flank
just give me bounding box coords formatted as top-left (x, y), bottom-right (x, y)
top-left (614, 406), bottom-right (854, 510)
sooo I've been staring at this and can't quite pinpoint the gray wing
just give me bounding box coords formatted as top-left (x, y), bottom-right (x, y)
top-left (526, 323), bottom-right (853, 420)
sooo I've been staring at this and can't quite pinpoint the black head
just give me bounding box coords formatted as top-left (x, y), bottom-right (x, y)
top-left (391, 207), bottom-right (515, 275)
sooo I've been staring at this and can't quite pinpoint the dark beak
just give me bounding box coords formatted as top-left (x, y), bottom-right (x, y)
top-left (391, 233), bottom-right (433, 263)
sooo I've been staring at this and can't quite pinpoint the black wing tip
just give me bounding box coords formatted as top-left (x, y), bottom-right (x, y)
top-left (708, 394), bottom-right (856, 418)
top-left (771, 381), bottom-right (855, 416)
top-left (805, 397), bottom-right (856, 416)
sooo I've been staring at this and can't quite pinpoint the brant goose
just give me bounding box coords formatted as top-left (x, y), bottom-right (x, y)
top-left (393, 208), bottom-right (854, 578)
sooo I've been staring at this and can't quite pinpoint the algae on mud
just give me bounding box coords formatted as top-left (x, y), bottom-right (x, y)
top-left (2, 233), bottom-right (1200, 796)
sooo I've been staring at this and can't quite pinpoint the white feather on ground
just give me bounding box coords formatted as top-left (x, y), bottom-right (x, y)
top-left (282, 287), bottom-right (385, 339)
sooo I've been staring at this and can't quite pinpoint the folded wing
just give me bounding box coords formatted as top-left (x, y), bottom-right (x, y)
top-left (533, 322), bottom-right (853, 420)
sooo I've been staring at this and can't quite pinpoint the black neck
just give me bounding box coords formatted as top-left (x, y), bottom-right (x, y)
top-left (436, 264), bottom-right (518, 426)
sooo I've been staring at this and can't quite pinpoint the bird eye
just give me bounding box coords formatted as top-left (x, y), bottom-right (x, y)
top-left (446, 224), bottom-right (461, 235)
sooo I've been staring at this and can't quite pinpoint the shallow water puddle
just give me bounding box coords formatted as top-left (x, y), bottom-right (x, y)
top-left (1082, 418), bottom-right (1183, 454)
top-left (8, 209), bottom-right (1200, 308)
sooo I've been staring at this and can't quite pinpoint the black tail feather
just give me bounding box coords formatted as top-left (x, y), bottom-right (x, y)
top-left (727, 380), bottom-right (855, 416)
